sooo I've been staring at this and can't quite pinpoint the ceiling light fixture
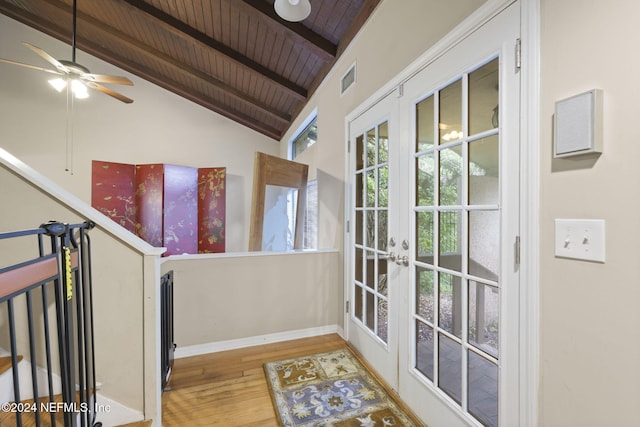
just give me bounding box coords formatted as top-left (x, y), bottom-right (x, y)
top-left (48, 77), bottom-right (67, 92)
top-left (274, 0), bottom-right (311, 22)
top-left (48, 77), bottom-right (90, 99)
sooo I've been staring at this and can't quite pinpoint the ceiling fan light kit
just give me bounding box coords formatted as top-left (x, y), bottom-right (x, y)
top-left (0, 0), bottom-right (133, 103)
top-left (274, 0), bottom-right (311, 22)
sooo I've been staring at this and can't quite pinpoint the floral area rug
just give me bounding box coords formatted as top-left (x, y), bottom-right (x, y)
top-left (264, 348), bottom-right (418, 427)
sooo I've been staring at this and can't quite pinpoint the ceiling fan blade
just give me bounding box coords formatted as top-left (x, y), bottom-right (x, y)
top-left (0, 57), bottom-right (63, 75)
top-left (85, 81), bottom-right (134, 104)
top-left (22, 42), bottom-right (69, 73)
top-left (81, 73), bottom-right (133, 86)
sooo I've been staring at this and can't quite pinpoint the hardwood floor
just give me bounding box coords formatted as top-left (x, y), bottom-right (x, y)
top-left (162, 334), bottom-right (347, 426)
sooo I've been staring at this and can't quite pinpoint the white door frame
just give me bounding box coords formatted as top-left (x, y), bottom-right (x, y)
top-left (342, 0), bottom-right (540, 425)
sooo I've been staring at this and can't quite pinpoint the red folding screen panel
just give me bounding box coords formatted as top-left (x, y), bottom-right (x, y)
top-left (92, 161), bottom-right (226, 255)
top-left (91, 161), bottom-right (136, 233)
top-left (198, 167), bottom-right (226, 253)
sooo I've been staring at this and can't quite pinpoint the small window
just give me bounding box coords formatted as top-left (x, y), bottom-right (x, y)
top-left (289, 110), bottom-right (317, 160)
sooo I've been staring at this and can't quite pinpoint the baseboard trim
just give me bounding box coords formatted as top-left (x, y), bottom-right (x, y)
top-left (174, 325), bottom-right (342, 359)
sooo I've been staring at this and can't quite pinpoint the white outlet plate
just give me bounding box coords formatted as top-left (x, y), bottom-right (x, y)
top-left (554, 219), bottom-right (605, 262)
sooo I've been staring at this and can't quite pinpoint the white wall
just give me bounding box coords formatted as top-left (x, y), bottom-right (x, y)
top-left (539, 1), bottom-right (640, 425)
top-left (0, 14), bottom-right (279, 252)
top-left (161, 251), bottom-right (339, 349)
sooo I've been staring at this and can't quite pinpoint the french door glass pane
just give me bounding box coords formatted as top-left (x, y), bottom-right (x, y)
top-left (416, 154), bottom-right (434, 206)
top-left (379, 166), bottom-right (389, 207)
top-left (355, 248), bottom-right (363, 282)
top-left (469, 210), bottom-right (499, 281)
top-left (354, 284), bottom-right (363, 321)
top-left (355, 211), bottom-right (363, 245)
top-left (417, 96), bottom-right (435, 152)
top-left (438, 333), bottom-right (462, 404)
top-left (366, 129), bottom-right (376, 167)
top-left (366, 170), bottom-right (376, 207)
top-left (378, 254), bottom-right (388, 297)
top-left (416, 211), bottom-right (434, 264)
top-left (469, 135), bottom-right (499, 205)
top-left (439, 210), bottom-right (462, 271)
top-left (378, 298), bottom-right (388, 343)
top-left (356, 135), bottom-right (364, 170)
top-left (439, 272), bottom-right (462, 338)
top-left (439, 144), bottom-right (463, 205)
top-left (468, 350), bottom-right (498, 427)
top-left (469, 281), bottom-right (499, 358)
top-left (378, 122), bottom-right (389, 162)
top-left (416, 321), bottom-right (434, 380)
top-left (469, 60), bottom-right (499, 136)
top-left (366, 291), bottom-right (375, 330)
top-left (439, 79), bottom-right (463, 145)
top-left (366, 250), bottom-right (375, 289)
top-left (416, 266), bottom-right (434, 322)
top-left (366, 211), bottom-right (375, 248)
top-left (378, 210), bottom-right (388, 251)
top-left (356, 173), bottom-right (363, 208)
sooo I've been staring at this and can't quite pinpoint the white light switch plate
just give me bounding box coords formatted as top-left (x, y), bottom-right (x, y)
top-left (554, 219), bottom-right (605, 262)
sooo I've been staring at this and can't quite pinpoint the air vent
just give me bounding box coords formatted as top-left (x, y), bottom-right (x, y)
top-left (341, 63), bottom-right (356, 95)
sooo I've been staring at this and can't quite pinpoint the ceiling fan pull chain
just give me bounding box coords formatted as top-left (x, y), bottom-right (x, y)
top-left (65, 86), bottom-right (74, 175)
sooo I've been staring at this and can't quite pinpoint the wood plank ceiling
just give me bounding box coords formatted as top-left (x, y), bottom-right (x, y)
top-left (0, 0), bottom-right (381, 140)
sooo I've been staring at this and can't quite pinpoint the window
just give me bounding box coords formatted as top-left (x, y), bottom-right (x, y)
top-left (289, 110), bottom-right (317, 160)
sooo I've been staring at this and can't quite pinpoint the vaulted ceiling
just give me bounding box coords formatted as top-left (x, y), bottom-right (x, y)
top-left (0, 0), bottom-right (381, 140)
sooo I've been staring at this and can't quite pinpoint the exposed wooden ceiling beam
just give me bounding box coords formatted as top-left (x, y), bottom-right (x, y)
top-left (240, 0), bottom-right (337, 62)
top-left (120, 0), bottom-right (307, 101)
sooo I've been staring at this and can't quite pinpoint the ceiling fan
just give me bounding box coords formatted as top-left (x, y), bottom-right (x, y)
top-left (0, 0), bottom-right (133, 103)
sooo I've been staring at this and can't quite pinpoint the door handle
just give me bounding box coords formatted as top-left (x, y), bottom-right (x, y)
top-left (395, 255), bottom-right (409, 267)
top-left (387, 252), bottom-right (397, 262)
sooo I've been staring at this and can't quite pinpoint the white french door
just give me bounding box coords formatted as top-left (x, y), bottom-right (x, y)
top-left (347, 92), bottom-right (402, 388)
top-left (347, 2), bottom-right (521, 426)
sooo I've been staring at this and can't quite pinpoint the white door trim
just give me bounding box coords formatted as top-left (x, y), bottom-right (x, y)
top-left (518, 0), bottom-right (541, 425)
top-left (343, 0), bottom-right (540, 425)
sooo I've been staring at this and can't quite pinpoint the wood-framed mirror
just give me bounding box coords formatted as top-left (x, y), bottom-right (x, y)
top-left (249, 152), bottom-right (308, 251)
